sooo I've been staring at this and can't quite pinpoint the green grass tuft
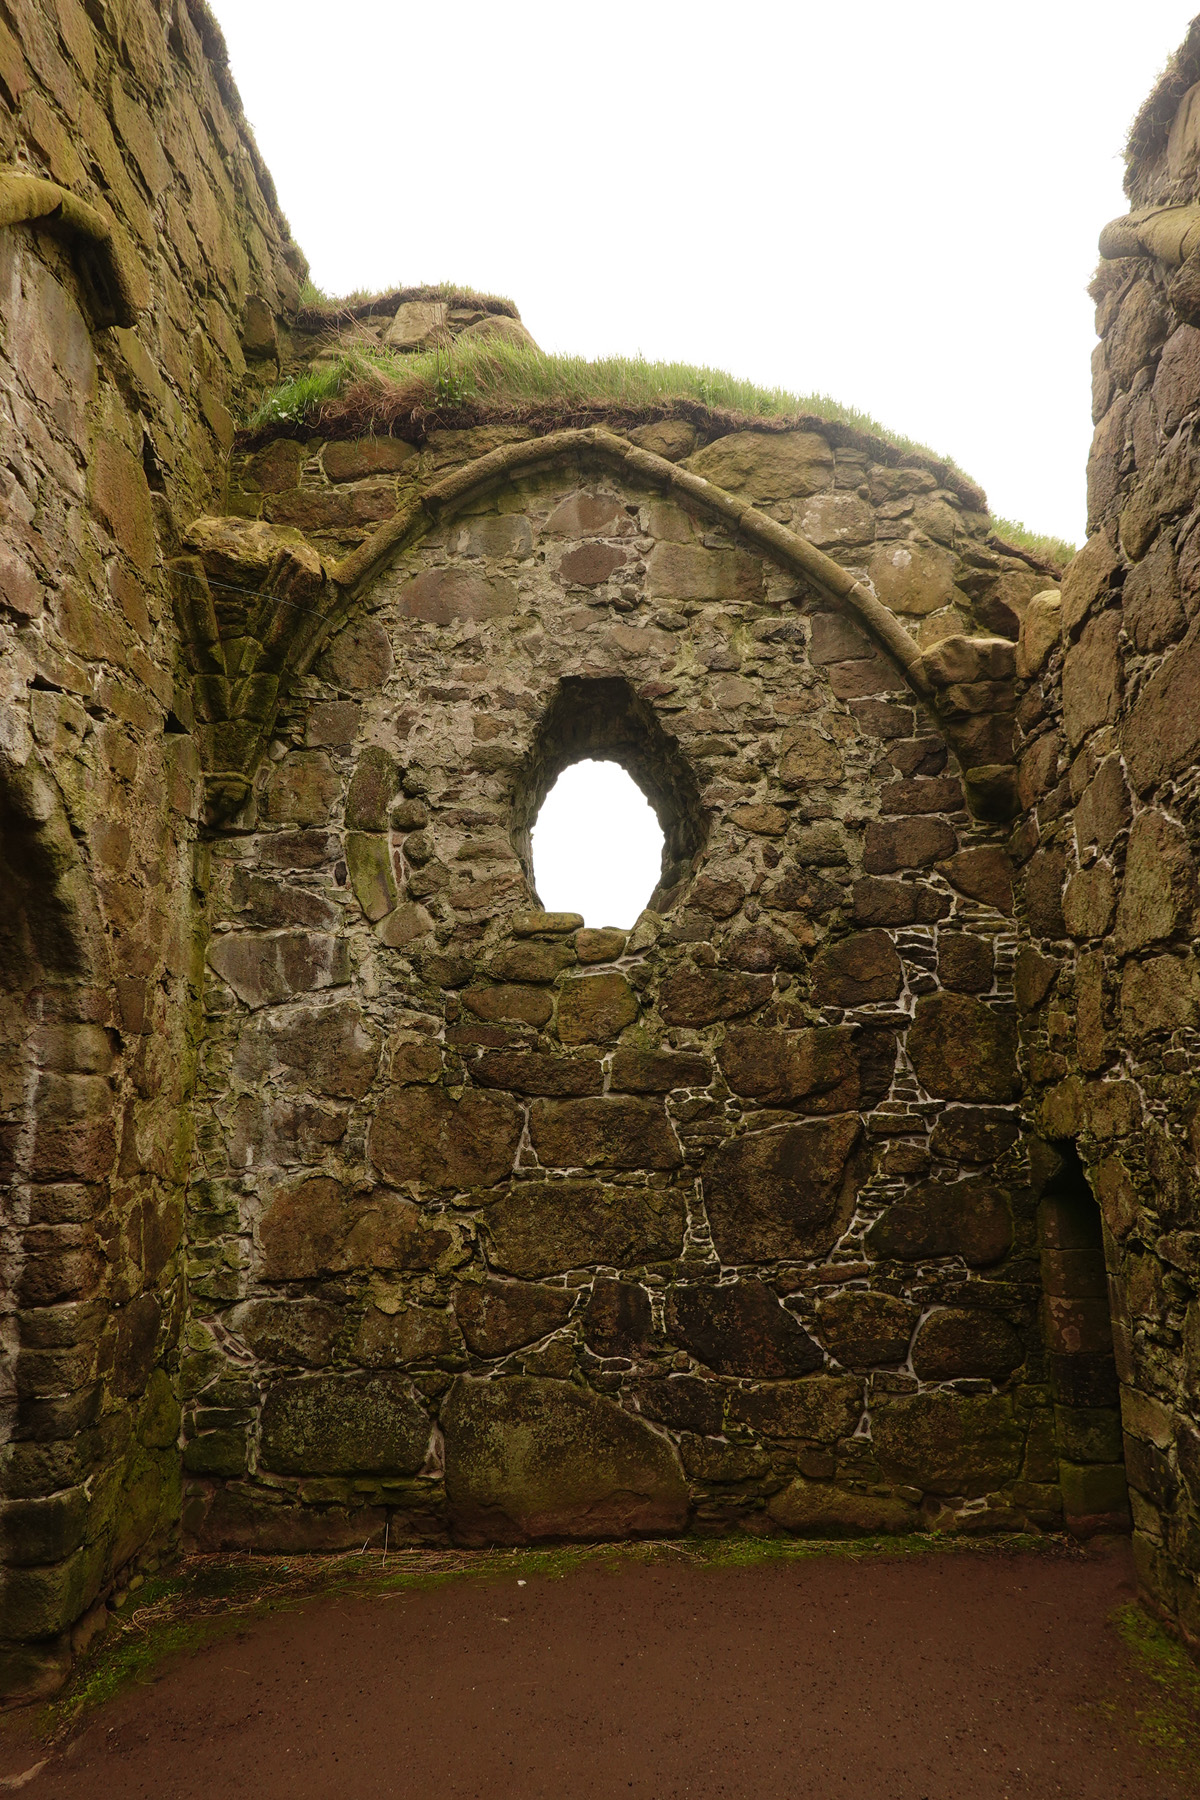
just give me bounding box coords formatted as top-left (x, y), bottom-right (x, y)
top-left (991, 516), bottom-right (1075, 571)
top-left (248, 338), bottom-right (970, 475)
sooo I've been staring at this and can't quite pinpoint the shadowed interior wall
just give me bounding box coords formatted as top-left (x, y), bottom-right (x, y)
top-left (0, 0), bottom-right (301, 1701)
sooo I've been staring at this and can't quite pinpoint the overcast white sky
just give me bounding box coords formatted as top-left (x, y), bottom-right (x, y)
top-left (215, 1), bottom-right (1198, 548)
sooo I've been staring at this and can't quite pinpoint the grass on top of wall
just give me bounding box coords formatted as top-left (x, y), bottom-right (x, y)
top-left (990, 517), bottom-right (1076, 574)
top-left (246, 338), bottom-right (979, 490)
top-left (295, 280), bottom-right (520, 329)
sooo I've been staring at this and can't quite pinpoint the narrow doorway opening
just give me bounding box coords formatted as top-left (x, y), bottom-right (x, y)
top-left (1038, 1140), bottom-right (1131, 1536)
top-left (531, 759), bottom-right (664, 929)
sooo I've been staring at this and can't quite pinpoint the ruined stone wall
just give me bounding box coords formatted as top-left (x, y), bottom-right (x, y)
top-left (180, 417), bottom-right (1078, 1554)
top-left (0, 0), bottom-right (300, 1699)
top-left (1009, 24), bottom-right (1200, 1654)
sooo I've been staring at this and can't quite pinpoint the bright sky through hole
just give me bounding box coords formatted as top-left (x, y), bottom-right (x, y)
top-left (532, 762), bottom-right (664, 929)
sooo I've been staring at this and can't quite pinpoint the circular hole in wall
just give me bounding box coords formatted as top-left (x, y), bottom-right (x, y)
top-left (531, 758), bottom-right (665, 928)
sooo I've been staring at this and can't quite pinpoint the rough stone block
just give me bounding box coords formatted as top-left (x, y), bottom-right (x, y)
top-left (442, 1376), bottom-right (688, 1543)
top-left (910, 1307), bottom-right (1025, 1381)
top-left (556, 972), bottom-right (638, 1043)
top-left (667, 1280), bottom-right (824, 1379)
top-left (872, 1392), bottom-right (1023, 1497)
top-left (207, 931), bottom-right (350, 1008)
top-left (258, 1178), bottom-right (452, 1279)
top-left (863, 817), bottom-right (956, 873)
top-left (452, 1279), bottom-right (574, 1357)
top-left (702, 1115), bottom-right (864, 1263)
top-left (811, 930), bottom-right (903, 1006)
top-left (369, 1085), bottom-right (521, 1191)
top-left (259, 1373), bottom-right (430, 1475)
top-left (687, 430), bottom-right (834, 500)
top-left (866, 1178), bottom-right (1013, 1266)
top-left (769, 1480), bottom-right (920, 1536)
top-left (582, 1278), bottom-right (652, 1357)
top-left (483, 1181), bottom-right (686, 1277)
top-left (906, 993), bottom-right (1019, 1103)
top-left (816, 1291), bottom-right (916, 1369)
top-left (395, 569), bottom-right (517, 625)
top-left (730, 1376), bottom-right (863, 1441)
top-left (528, 1097), bottom-right (682, 1171)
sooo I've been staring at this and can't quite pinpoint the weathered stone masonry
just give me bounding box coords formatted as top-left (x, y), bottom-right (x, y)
top-left (2, 0), bottom-right (1200, 1706)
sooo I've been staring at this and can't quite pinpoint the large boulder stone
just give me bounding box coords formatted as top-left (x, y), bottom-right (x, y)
top-left (528, 1097), bottom-right (682, 1170)
top-left (483, 1181), bottom-right (685, 1277)
top-left (865, 1178), bottom-right (1013, 1266)
top-left (702, 1115), bottom-right (865, 1263)
top-left (816, 1290), bottom-right (917, 1368)
top-left (441, 1376), bottom-right (688, 1543)
top-left (686, 430), bottom-right (834, 500)
top-left (259, 1373), bottom-right (431, 1475)
top-left (667, 1280), bottom-right (824, 1378)
top-left (452, 1278), bottom-right (574, 1357)
top-left (369, 1085), bottom-right (521, 1191)
top-left (906, 992), bottom-right (1020, 1103)
top-left (871, 1392), bottom-right (1024, 1497)
top-left (383, 300), bottom-right (448, 349)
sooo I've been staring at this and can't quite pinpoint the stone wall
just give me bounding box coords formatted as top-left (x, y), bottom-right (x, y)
top-left (7, 0), bottom-right (1200, 1704)
top-left (177, 417), bottom-right (1083, 1554)
top-left (0, 0), bottom-right (300, 1699)
top-left (1011, 20), bottom-right (1200, 1654)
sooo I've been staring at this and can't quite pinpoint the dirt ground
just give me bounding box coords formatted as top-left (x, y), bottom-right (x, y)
top-left (1, 1538), bottom-right (1196, 1800)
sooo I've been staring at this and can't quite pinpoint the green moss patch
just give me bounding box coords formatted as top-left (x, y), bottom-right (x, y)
top-left (1101, 1602), bottom-right (1200, 1782)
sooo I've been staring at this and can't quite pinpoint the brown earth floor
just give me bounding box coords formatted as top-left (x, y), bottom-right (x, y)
top-left (3, 1539), bottom-right (1197, 1800)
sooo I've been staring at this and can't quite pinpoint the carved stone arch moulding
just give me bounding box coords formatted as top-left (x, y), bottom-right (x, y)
top-left (171, 427), bottom-right (1022, 830)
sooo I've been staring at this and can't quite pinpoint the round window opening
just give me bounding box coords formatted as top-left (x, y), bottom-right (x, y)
top-left (531, 758), bottom-right (665, 929)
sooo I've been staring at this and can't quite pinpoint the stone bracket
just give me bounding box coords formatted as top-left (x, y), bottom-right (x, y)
top-left (0, 170), bottom-right (142, 328)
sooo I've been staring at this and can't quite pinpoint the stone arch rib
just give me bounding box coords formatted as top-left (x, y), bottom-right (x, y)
top-left (324, 427), bottom-right (934, 700)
